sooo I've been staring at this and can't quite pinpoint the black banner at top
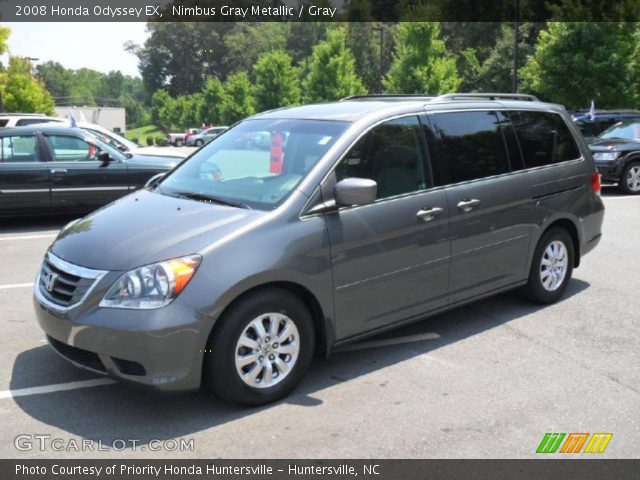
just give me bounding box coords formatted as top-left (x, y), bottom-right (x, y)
top-left (2, 0), bottom-right (640, 22)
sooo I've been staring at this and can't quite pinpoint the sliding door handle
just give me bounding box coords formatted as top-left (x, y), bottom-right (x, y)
top-left (457, 198), bottom-right (480, 212)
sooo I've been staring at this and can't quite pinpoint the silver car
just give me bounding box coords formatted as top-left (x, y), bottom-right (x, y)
top-left (34, 93), bottom-right (604, 406)
top-left (186, 126), bottom-right (229, 146)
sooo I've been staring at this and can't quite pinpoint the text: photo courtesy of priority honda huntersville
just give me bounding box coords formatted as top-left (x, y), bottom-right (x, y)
top-left (33, 93), bottom-right (604, 406)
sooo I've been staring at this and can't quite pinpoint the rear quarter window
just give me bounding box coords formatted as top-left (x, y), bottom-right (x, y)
top-left (509, 111), bottom-right (580, 168)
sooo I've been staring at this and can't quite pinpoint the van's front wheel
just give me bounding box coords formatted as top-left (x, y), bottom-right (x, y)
top-left (204, 289), bottom-right (315, 406)
top-left (522, 228), bottom-right (574, 304)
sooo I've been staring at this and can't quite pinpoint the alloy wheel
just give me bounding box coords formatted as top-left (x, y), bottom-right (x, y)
top-left (626, 165), bottom-right (640, 192)
top-left (234, 313), bottom-right (300, 389)
top-left (539, 240), bottom-right (568, 292)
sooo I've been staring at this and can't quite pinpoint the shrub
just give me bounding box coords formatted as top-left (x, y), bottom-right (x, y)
top-left (146, 137), bottom-right (154, 146)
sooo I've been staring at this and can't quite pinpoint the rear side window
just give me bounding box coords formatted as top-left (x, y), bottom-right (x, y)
top-left (46, 135), bottom-right (104, 162)
top-left (509, 111), bottom-right (580, 168)
top-left (0, 119), bottom-right (8, 127)
top-left (0, 135), bottom-right (40, 163)
top-left (429, 111), bottom-right (510, 185)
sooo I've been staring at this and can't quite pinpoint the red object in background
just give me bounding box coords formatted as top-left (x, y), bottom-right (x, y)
top-left (270, 133), bottom-right (284, 174)
top-left (88, 144), bottom-right (96, 158)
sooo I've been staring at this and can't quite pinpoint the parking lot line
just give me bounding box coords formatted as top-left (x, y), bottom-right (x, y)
top-left (0, 378), bottom-right (116, 400)
top-left (0, 283), bottom-right (34, 290)
top-left (0, 233), bottom-right (57, 241)
top-left (336, 332), bottom-right (441, 352)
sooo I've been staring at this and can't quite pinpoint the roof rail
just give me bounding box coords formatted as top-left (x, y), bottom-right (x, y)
top-left (436, 93), bottom-right (540, 102)
top-left (340, 94), bottom-right (435, 101)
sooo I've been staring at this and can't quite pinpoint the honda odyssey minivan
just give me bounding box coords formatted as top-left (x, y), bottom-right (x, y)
top-left (33, 93), bottom-right (604, 406)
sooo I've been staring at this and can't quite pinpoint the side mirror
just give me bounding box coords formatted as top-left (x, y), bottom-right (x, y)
top-left (145, 172), bottom-right (166, 189)
top-left (98, 151), bottom-right (114, 163)
top-left (334, 178), bottom-right (377, 207)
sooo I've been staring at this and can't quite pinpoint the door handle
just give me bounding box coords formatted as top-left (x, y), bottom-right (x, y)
top-left (51, 169), bottom-right (68, 175)
top-left (457, 198), bottom-right (480, 212)
top-left (416, 206), bottom-right (444, 221)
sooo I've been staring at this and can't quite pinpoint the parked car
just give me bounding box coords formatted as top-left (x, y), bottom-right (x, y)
top-left (0, 113), bottom-right (65, 128)
top-left (167, 128), bottom-right (200, 146)
top-left (185, 126), bottom-right (228, 146)
top-left (0, 125), bottom-right (180, 216)
top-left (572, 110), bottom-right (640, 142)
top-left (33, 93), bottom-right (603, 406)
top-left (589, 119), bottom-right (640, 194)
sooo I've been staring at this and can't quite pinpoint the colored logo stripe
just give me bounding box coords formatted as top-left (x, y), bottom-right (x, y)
top-left (536, 433), bottom-right (566, 453)
top-left (560, 433), bottom-right (589, 453)
top-left (537, 433), bottom-right (613, 454)
top-left (584, 433), bottom-right (613, 453)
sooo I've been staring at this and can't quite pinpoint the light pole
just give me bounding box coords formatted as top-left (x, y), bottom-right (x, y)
top-left (372, 26), bottom-right (384, 94)
top-left (513, 0), bottom-right (519, 93)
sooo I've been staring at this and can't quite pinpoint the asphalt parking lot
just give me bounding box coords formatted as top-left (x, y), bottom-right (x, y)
top-left (0, 189), bottom-right (638, 459)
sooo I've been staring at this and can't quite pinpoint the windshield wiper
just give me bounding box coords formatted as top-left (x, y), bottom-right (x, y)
top-left (171, 191), bottom-right (251, 209)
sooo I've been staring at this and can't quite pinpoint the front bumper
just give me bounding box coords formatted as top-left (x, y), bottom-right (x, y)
top-left (33, 286), bottom-right (210, 393)
top-left (595, 160), bottom-right (623, 182)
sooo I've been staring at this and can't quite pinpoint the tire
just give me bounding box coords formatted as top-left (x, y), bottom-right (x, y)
top-left (521, 228), bottom-right (574, 304)
top-left (204, 288), bottom-right (315, 406)
top-left (175, 139), bottom-right (184, 147)
top-left (195, 139), bottom-right (204, 147)
top-left (619, 161), bottom-right (640, 195)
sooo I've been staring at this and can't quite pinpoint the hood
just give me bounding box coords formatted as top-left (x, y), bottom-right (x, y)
top-left (126, 153), bottom-right (181, 169)
top-left (50, 190), bottom-right (263, 271)
top-left (589, 137), bottom-right (640, 153)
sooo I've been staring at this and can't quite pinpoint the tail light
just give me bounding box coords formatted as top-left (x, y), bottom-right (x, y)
top-left (591, 172), bottom-right (601, 195)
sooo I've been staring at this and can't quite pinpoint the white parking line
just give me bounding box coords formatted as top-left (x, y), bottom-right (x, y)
top-left (0, 283), bottom-right (34, 290)
top-left (0, 378), bottom-right (116, 400)
top-left (336, 332), bottom-right (441, 352)
top-left (0, 233), bottom-right (57, 241)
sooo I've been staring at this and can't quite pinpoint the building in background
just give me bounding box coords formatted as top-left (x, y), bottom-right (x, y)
top-left (53, 106), bottom-right (126, 133)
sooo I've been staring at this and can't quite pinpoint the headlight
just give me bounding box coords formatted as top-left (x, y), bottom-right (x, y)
top-left (99, 255), bottom-right (201, 309)
top-left (593, 152), bottom-right (620, 161)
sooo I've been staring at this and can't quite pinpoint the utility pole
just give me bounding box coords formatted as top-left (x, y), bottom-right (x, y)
top-left (372, 26), bottom-right (384, 94)
top-left (513, 0), bottom-right (519, 93)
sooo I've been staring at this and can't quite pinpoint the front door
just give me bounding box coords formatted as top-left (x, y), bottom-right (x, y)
top-left (42, 133), bottom-right (130, 212)
top-left (325, 116), bottom-right (451, 340)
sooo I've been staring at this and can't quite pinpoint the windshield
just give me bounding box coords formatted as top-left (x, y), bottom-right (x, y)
top-left (84, 127), bottom-right (140, 151)
top-left (158, 118), bottom-right (348, 210)
top-left (599, 121), bottom-right (640, 140)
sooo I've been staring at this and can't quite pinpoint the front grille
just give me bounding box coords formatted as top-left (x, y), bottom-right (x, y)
top-left (112, 357), bottom-right (146, 376)
top-left (47, 335), bottom-right (106, 373)
top-left (37, 253), bottom-right (106, 310)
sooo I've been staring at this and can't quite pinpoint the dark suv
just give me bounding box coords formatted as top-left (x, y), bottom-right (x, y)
top-left (34, 93), bottom-right (604, 406)
top-left (572, 110), bottom-right (640, 141)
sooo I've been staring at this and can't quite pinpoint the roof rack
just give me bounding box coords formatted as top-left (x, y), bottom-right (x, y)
top-left (436, 93), bottom-right (540, 102)
top-left (340, 94), bottom-right (435, 101)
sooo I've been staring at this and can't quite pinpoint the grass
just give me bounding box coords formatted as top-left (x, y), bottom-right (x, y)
top-left (126, 125), bottom-right (165, 145)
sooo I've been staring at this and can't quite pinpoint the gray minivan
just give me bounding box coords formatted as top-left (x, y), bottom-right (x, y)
top-left (33, 93), bottom-right (604, 405)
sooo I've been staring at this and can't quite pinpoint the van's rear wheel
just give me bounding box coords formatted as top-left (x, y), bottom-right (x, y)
top-left (204, 288), bottom-right (315, 406)
top-left (522, 228), bottom-right (574, 304)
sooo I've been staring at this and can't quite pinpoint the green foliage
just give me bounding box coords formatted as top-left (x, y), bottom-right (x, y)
top-left (384, 22), bottom-right (460, 94)
top-left (0, 26), bottom-right (9, 56)
top-left (150, 89), bottom-right (173, 129)
top-left (254, 50), bottom-right (300, 112)
top-left (302, 27), bottom-right (367, 102)
top-left (224, 23), bottom-right (289, 78)
top-left (521, 22), bottom-right (639, 109)
top-left (199, 77), bottom-right (226, 125)
top-left (1, 57), bottom-right (55, 115)
top-left (221, 72), bottom-right (255, 124)
top-left (146, 137), bottom-right (154, 146)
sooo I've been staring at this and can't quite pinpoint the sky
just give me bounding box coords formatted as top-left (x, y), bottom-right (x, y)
top-left (1, 22), bottom-right (149, 77)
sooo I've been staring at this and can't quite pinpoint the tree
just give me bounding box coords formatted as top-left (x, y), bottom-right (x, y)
top-left (223, 23), bottom-right (289, 78)
top-left (521, 22), bottom-right (639, 110)
top-left (199, 77), bottom-right (226, 125)
top-left (150, 89), bottom-right (173, 129)
top-left (221, 72), bottom-right (255, 124)
top-left (1, 57), bottom-right (55, 115)
top-left (302, 27), bottom-right (366, 102)
top-left (254, 50), bottom-right (300, 112)
top-left (35, 61), bottom-right (73, 100)
top-left (384, 22), bottom-right (461, 94)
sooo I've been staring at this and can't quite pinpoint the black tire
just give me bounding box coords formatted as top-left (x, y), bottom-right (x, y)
top-left (203, 288), bottom-right (315, 406)
top-left (175, 139), bottom-right (184, 147)
top-left (195, 139), bottom-right (204, 147)
top-left (618, 161), bottom-right (640, 195)
top-left (521, 228), bottom-right (574, 304)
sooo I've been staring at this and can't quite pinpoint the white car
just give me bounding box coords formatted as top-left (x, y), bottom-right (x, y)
top-left (0, 113), bottom-right (64, 128)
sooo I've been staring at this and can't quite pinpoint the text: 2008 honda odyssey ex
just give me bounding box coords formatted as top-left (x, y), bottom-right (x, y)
top-left (34, 93), bottom-right (604, 405)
